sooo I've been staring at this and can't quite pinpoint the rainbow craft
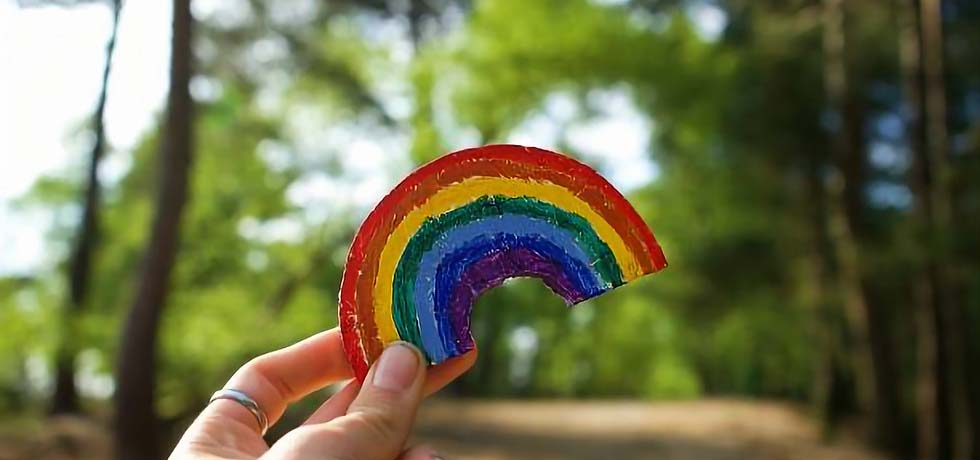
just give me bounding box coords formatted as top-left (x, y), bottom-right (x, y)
top-left (339, 144), bottom-right (667, 381)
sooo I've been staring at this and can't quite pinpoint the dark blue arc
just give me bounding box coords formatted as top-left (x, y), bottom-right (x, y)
top-left (413, 214), bottom-right (603, 362)
top-left (433, 233), bottom-right (605, 354)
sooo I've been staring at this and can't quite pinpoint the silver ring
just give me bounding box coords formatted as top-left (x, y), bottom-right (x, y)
top-left (209, 389), bottom-right (269, 436)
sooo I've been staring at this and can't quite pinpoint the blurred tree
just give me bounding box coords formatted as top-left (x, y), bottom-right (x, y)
top-left (821, 0), bottom-right (901, 449)
top-left (114, 0), bottom-right (194, 458)
top-left (899, 0), bottom-right (975, 458)
top-left (49, 0), bottom-right (122, 416)
top-left (945, 1), bottom-right (980, 455)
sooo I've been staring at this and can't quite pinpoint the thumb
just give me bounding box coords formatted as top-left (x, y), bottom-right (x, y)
top-left (264, 342), bottom-right (427, 460)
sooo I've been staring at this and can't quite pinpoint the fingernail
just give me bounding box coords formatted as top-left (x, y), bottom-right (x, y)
top-left (373, 342), bottom-right (421, 391)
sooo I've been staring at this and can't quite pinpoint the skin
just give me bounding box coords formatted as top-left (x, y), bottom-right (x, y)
top-left (169, 328), bottom-right (476, 460)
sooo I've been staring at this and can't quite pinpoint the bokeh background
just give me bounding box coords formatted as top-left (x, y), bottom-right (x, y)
top-left (1, 0), bottom-right (978, 459)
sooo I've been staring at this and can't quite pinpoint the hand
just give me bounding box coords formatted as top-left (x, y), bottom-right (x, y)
top-left (170, 328), bottom-right (475, 459)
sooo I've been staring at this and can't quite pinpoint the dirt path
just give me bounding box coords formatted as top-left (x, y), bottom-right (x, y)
top-left (1, 399), bottom-right (883, 460)
top-left (413, 399), bottom-right (884, 460)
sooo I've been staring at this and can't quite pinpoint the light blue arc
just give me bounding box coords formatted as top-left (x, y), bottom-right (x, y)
top-left (413, 214), bottom-right (600, 362)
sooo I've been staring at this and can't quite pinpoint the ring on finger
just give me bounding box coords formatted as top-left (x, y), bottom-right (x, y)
top-left (209, 388), bottom-right (269, 436)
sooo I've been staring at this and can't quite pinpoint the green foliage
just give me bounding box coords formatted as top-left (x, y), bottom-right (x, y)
top-left (0, 278), bottom-right (59, 411)
top-left (2, 0), bottom-right (978, 429)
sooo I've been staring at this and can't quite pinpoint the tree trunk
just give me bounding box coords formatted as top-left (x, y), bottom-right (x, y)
top-left (821, 0), bottom-right (902, 450)
top-left (898, 3), bottom-right (939, 459)
top-left (899, 0), bottom-right (974, 458)
top-left (113, 0), bottom-right (194, 459)
top-left (805, 150), bottom-right (849, 436)
top-left (50, 0), bottom-right (122, 416)
top-left (919, 2), bottom-right (973, 458)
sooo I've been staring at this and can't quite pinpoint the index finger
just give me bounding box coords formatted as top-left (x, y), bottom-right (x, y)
top-left (204, 328), bottom-right (476, 436)
top-left (207, 328), bottom-right (353, 435)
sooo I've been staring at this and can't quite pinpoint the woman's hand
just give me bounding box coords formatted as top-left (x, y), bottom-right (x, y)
top-left (169, 328), bottom-right (475, 459)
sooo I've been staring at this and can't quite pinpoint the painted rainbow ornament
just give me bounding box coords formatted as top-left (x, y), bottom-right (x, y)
top-left (339, 144), bottom-right (667, 381)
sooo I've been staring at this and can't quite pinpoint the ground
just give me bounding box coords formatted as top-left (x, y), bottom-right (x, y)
top-left (1, 399), bottom-right (883, 460)
top-left (414, 399), bottom-right (883, 460)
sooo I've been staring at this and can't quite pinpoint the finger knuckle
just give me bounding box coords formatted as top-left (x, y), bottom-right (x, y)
top-left (240, 354), bottom-right (294, 402)
top-left (240, 355), bottom-right (269, 379)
